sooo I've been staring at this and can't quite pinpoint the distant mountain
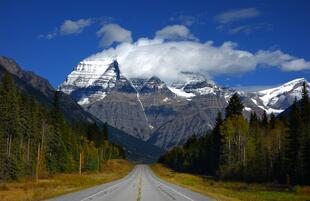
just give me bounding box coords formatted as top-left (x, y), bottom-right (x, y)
top-left (0, 56), bottom-right (162, 162)
top-left (59, 59), bottom-right (260, 150)
top-left (60, 58), bottom-right (309, 150)
top-left (248, 78), bottom-right (309, 114)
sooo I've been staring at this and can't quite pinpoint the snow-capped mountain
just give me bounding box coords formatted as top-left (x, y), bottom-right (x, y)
top-left (169, 71), bottom-right (237, 101)
top-left (248, 78), bottom-right (309, 114)
top-left (59, 59), bottom-right (308, 150)
top-left (60, 59), bottom-right (114, 94)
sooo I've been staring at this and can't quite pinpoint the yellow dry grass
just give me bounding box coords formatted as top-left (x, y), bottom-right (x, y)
top-left (151, 164), bottom-right (310, 201)
top-left (0, 159), bottom-right (133, 201)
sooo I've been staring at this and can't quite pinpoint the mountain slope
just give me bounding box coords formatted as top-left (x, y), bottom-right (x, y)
top-left (0, 56), bottom-right (163, 162)
top-left (61, 61), bottom-right (151, 140)
top-left (248, 78), bottom-right (309, 114)
top-left (0, 56), bottom-right (101, 123)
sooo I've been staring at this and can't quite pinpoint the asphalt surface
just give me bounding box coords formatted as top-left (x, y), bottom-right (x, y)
top-left (47, 165), bottom-right (214, 201)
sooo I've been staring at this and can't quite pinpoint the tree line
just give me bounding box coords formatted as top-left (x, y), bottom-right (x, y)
top-left (159, 82), bottom-right (310, 185)
top-left (0, 73), bottom-right (124, 181)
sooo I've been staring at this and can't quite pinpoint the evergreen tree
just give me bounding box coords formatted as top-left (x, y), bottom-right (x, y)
top-left (300, 82), bottom-right (310, 183)
top-left (0, 74), bottom-right (124, 181)
top-left (286, 100), bottom-right (303, 184)
top-left (212, 112), bottom-right (223, 173)
top-left (225, 93), bottom-right (244, 118)
top-left (269, 113), bottom-right (276, 129)
top-left (250, 112), bottom-right (259, 126)
top-left (261, 111), bottom-right (269, 127)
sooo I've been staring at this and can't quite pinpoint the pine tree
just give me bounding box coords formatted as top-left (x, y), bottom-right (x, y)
top-left (46, 91), bottom-right (70, 173)
top-left (0, 74), bottom-right (124, 180)
top-left (0, 73), bottom-right (21, 179)
top-left (300, 81), bottom-right (310, 184)
top-left (250, 112), bottom-right (259, 126)
top-left (225, 93), bottom-right (244, 118)
top-left (286, 99), bottom-right (304, 184)
top-left (213, 112), bottom-right (223, 173)
top-left (261, 111), bottom-right (269, 128)
top-left (269, 113), bottom-right (276, 129)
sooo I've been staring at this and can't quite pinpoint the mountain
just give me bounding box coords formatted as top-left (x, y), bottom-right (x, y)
top-left (60, 59), bottom-right (265, 150)
top-left (60, 58), bottom-right (309, 150)
top-left (60, 60), bottom-right (152, 140)
top-left (0, 56), bottom-right (163, 162)
top-left (248, 78), bottom-right (309, 114)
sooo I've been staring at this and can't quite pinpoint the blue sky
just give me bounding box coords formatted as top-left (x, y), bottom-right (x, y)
top-left (0, 0), bottom-right (310, 88)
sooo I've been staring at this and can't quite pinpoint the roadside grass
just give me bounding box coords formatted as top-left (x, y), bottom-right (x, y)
top-left (151, 164), bottom-right (310, 201)
top-left (0, 159), bottom-right (133, 201)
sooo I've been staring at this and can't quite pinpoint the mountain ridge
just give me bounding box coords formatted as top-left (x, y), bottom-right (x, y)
top-left (60, 59), bottom-right (309, 150)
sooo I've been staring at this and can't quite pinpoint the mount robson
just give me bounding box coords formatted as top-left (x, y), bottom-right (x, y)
top-left (1, 55), bottom-right (309, 162)
top-left (59, 57), bottom-right (310, 152)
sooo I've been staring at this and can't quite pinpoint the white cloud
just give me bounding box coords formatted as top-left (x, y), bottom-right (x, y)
top-left (39, 18), bottom-right (93, 39)
top-left (60, 19), bottom-right (92, 35)
top-left (155, 25), bottom-right (198, 41)
top-left (84, 26), bottom-right (310, 84)
top-left (97, 24), bottom-right (132, 48)
top-left (215, 8), bottom-right (260, 24)
top-left (282, 59), bottom-right (310, 71)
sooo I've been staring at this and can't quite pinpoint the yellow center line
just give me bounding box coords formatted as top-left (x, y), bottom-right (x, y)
top-left (136, 167), bottom-right (143, 201)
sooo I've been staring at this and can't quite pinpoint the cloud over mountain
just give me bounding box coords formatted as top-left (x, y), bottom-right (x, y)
top-left (72, 24), bottom-right (310, 84)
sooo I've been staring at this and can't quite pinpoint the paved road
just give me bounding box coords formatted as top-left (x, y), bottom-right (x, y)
top-left (48, 165), bottom-right (213, 201)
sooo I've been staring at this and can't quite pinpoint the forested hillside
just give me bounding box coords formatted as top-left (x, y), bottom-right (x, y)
top-left (0, 73), bottom-right (124, 181)
top-left (159, 82), bottom-right (310, 185)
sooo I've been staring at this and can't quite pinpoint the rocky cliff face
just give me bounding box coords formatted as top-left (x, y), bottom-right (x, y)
top-left (61, 61), bottom-right (152, 140)
top-left (59, 59), bottom-right (308, 150)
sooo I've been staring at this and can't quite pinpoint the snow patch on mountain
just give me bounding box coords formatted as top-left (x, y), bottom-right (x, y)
top-left (60, 59), bottom-right (114, 94)
top-left (258, 78), bottom-right (305, 104)
top-left (249, 78), bottom-right (309, 114)
top-left (168, 87), bottom-right (195, 98)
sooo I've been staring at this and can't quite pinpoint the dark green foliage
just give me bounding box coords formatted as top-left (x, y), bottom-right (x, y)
top-left (269, 113), bottom-right (276, 129)
top-left (225, 93), bottom-right (244, 118)
top-left (160, 88), bottom-right (310, 185)
top-left (300, 82), bottom-right (310, 184)
top-left (213, 112), bottom-right (223, 173)
top-left (261, 111), bottom-right (269, 127)
top-left (286, 100), bottom-right (303, 184)
top-left (0, 74), bottom-right (124, 181)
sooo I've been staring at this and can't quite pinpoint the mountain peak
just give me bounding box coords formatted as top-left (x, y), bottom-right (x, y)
top-left (140, 76), bottom-right (169, 94)
top-left (147, 76), bottom-right (163, 84)
top-left (104, 60), bottom-right (120, 80)
top-left (0, 56), bottom-right (22, 76)
top-left (250, 77), bottom-right (309, 114)
top-left (258, 77), bottom-right (307, 95)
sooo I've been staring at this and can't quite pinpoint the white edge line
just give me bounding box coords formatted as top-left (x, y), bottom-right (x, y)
top-left (148, 167), bottom-right (195, 201)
